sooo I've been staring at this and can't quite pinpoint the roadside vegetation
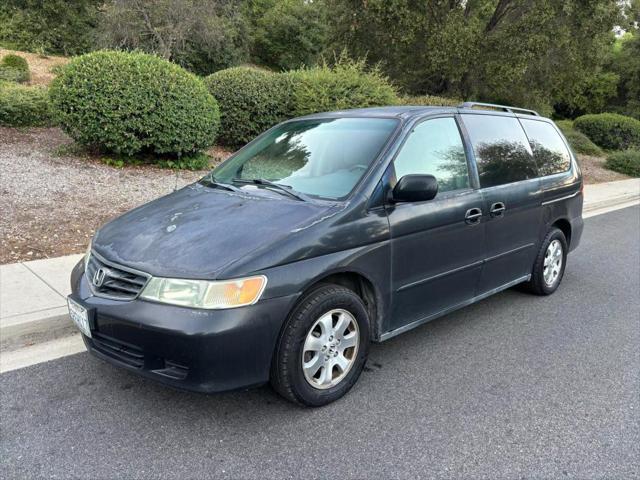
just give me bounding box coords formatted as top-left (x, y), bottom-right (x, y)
top-left (606, 150), bottom-right (640, 177)
top-left (555, 121), bottom-right (604, 157)
top-left (50, 50), bottom-right (220, 158)
top-left (0, 81), bottom-right (53, 127)
top-left (0, 53), bottom-right (30, 82)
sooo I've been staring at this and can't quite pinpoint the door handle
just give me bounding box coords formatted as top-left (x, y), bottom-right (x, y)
top-left (490, 202), bottom-right (506, 217)
top-left (465, 207), bottom-right (483, 225)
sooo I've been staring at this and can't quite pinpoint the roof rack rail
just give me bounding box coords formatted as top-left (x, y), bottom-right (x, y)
top-left (458, 101), bottom-right (539, 116)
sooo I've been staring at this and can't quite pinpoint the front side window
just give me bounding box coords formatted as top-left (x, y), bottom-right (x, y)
top-left (462, 114), bottom-right (536, 188)
top-left (520, 119), bottom-right (571, 176)
top-left (211, 118), bottom-right (399, 200)
top-left (393, 117), bottom-right (470, 194)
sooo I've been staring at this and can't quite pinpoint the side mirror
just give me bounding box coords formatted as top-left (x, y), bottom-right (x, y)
top-left (390, 174), bottom-right (438, 203)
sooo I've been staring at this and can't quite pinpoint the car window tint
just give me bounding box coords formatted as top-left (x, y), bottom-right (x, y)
top-left (393, 117), bottom-right (470, 194)
top-left (520, 119), bottom-right (571, 176)
top-left (462, 114), bottom-right (537, 188)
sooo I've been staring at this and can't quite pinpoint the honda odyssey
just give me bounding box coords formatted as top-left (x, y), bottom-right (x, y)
top-left (69, 102), bottom-right (583, 406)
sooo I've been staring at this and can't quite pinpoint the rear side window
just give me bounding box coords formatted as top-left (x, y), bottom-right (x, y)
top-left (461, 114), bottom-right (536, 188)
top-left (393, 117), bottom-right (470, 194)
top-left (520, 119), bottom-right (571, 176)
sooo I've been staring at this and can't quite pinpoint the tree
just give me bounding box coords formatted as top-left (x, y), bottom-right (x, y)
top-left (606, 31), bottom-right (640, 118)
top-left (97, 0), bottom-right (249, 75)
top-left (251, 0), bottom-right (328, 71)
top-left (325, 0), bottom-right (621, 114)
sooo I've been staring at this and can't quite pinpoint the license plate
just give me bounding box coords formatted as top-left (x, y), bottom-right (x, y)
top-left (67, 297), bottom-right (91, 338)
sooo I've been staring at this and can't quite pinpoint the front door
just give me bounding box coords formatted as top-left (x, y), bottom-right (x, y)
top-left (386, 116), bottom-right (485, 332)
top-left (460, 113), bottom-right (543, 294)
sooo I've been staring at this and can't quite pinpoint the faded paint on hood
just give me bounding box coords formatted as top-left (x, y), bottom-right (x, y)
top-left (93, 183), bottom-right (337, 279)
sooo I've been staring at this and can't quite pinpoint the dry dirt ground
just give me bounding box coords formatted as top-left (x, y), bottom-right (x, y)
top-left (0, 48), bottom-right (69, 86)
top-left (0, 127), bottom-right (630, 265)
top-left (0, 127), bottom-right (234, 264)
top-left (576, 154), bottom-right (630, 184)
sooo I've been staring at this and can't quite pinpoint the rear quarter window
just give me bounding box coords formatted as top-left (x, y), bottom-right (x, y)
top-left (519, 119), bottom-right (572, 176)
top-left (461, 114), bottom-right (537, 188)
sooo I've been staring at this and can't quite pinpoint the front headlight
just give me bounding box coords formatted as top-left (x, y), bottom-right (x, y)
top-left (139, 275), bottom-right (267, 309)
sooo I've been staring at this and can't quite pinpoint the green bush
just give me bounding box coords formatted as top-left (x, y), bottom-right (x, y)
top-left (205, 66), bottom-right (293, 147)
top-left (49, 50), bottom-right (219, 156)
top-left (605, 149), bottom-right (640, 177)
top-left (286, 55), bottom-right (398, 116)
top-left (0, 0), bottom-right (99, 56)
top-left (0, 81), bottom-right (53, 127)
top-left (573, 113), bottom-right (640, 150)
top-left (555, 120), bottom-right (603, 156)
top-left (396, 95), bottom-right (461, 107)
top-left (0, 54), bottom-right (30, 83)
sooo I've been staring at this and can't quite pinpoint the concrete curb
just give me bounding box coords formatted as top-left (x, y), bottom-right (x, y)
top-left (1, 254), bottom-right (82, 352)
top-left (0, 180), bottom-right (638, 353)
top-left (1, 308), bottom-right (77, 351)
top-left (583, 192), bottom-right (640, 213)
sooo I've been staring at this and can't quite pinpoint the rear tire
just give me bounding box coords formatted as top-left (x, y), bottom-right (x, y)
top-left (525, 227), bottom-right (568, 295)
top-left (270, 284), bottom-right (370, 407)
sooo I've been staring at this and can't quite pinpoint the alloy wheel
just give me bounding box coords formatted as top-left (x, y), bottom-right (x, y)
top-left (302, 309), bottom-right (359, 390)
top-left (543, 239), bottom-right (563, 286)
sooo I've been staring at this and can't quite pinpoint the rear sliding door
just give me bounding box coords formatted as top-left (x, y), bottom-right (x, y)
top-left (460, 113), bottom-right (543, 294)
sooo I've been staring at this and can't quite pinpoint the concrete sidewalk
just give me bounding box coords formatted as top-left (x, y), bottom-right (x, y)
top-left (1, 254), bottom-right (82, 349)
top-left (583, 178), bottom-right (640, 214)
top-left (1, 178), bottom-right (639, 352)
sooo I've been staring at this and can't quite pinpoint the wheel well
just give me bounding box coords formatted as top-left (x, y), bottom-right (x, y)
top-left (552, 218), bottom-right (572, 247)
top-left (305, 272), bottom-right (379, 340)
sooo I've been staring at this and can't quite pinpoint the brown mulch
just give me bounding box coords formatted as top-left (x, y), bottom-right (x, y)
top-left (576, 154), bottom-right (631, 184)
top-left (0, 127), bottom-right (232, 264)
top-left (1, 48), bottom-right (69, 86)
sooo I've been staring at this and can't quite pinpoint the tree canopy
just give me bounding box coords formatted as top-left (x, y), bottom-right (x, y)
top-left (0, 0), bottom-right (637, 118)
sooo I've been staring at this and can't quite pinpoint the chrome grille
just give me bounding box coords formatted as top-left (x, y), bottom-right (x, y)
top-left (86, 251), bottom-right (150, 300)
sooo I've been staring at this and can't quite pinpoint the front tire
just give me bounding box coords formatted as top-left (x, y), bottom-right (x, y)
top-left (526, 227), bottom-right (568, 295)
top-left (270, 284), bottom-right (370, 407)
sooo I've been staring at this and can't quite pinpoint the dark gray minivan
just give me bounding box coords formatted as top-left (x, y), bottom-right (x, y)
top-left (68, 102), bottom-right (583, 406)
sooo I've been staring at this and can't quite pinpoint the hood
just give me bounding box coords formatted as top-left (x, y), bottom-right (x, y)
top-left (93, 183), bottom-right (336, 279)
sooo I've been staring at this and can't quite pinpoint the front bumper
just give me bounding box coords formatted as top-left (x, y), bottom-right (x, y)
top-left (71, 260), bottom-right (297, 393)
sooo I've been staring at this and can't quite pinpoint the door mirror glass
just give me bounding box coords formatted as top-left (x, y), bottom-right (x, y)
top-left (391, 174), bottom-right (438, 203)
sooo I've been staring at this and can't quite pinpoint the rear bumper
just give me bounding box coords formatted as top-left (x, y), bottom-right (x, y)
top-left (70, 260), bottom-right (297, 393)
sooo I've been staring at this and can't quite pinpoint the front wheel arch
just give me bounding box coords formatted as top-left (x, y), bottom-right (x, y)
top-left (296, 270), bottom-right (382, 340)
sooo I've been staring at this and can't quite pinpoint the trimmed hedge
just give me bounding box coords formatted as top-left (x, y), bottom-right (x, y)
top-left (555, 120), bottom-right (603, 156)
top-left (50, 50), bottom-right (219, 156)
top-left (396, 95), bottom-right (461, 107)
top-left (205, 66), bottom-right (293, 147)
top-left (605, 149), bottom-right (640, 177)
top-left (574, 113), bottom-right (640, 151)
top-left (0, 54), bottom-right (30, 83)
top-left (0, 81), bottom-right (53, 127)
top-left (286, 57), bottom-right (398, 116)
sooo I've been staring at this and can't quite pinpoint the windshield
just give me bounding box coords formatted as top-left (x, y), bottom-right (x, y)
top-left (210, 117), bottom-right (399, 200)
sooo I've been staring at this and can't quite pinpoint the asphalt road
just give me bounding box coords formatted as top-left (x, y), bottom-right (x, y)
top-left (1, 206), bottom-right (639, 479)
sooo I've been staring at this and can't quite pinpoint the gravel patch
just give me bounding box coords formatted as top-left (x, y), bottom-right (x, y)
top-left (0, 127), bottom-right (216, 264)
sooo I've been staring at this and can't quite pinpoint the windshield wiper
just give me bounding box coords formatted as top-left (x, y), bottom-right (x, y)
top-left (202, 173), bottom-right (243, 193)
top-left (232, 178), bottom-right (309, 202)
